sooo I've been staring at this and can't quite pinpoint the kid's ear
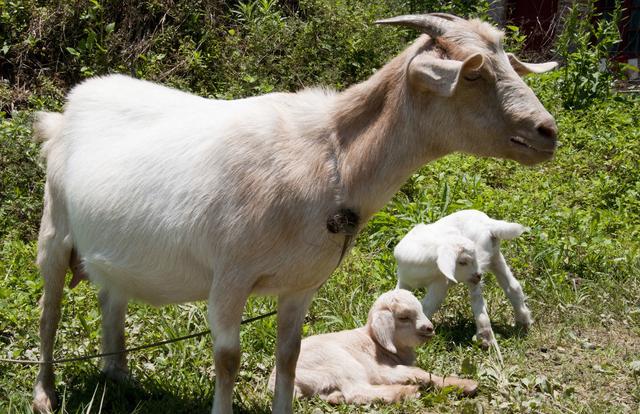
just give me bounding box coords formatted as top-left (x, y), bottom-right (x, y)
top-left (436, 245), bottom-right (458, 283)
top-left (371, 309), bottom-right (397, 354)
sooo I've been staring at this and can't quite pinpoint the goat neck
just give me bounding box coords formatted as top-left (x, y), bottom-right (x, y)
top-left (331, 38), bottom-right (445, 220)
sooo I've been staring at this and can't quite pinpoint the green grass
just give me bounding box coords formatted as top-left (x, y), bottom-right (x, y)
top-left (1, 1), bottom-right (639, 411)
top-left (1, 94), bottom-right (639, 413)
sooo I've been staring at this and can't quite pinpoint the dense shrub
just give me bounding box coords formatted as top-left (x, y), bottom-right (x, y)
top-left (0, 112), bottom-right (44, 241)
top-left (0, 0), bottom-right (489, 109)
top-left (552, 0), bottom-right (622, 109)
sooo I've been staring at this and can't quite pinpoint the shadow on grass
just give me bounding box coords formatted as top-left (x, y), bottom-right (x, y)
top-left (60, 366), bottom-right (271, 414)
top-left (435, 320), bottom-right (529, 347)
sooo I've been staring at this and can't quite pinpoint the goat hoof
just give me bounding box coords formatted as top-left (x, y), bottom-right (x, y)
top-left (475, 330), bottom-right (495, 350)
top-left (442, 376), bottom-right (478, 397)
top-left (32, 384), bottom-right (56, 413)
top-left (325, 390), bottom-right (345, 405)
top-left (458, 378), bottom-right (478, 397)
top-left (102, 365), bottom-right (130, 383)
top-left (516, 317), bottom-right (534, 331)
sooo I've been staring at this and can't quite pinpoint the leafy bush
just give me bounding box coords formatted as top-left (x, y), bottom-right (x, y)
top-left (0, 112), bottom-right (44, 242)
top-left (0, 0), bottom-right (491, 107)
top-left (553, 0), bottom-right (622, 109)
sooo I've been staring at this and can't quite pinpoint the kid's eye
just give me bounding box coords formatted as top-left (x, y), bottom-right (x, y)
top-left (458, 261), bottom-right (468, 266)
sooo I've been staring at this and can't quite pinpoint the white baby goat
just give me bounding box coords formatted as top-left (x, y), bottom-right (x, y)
top-left (268, 289), bottom-right (477, 403)
top-left (395, 210), bottom-right (531, 348)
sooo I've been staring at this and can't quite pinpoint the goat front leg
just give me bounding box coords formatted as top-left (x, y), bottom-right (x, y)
top-left (378, 365), bottom-right (478, 396)
top-left (208, 280), bottom-right (251, 414)
top-left (99, 288), bottom-right (129, 381)
top-left (490, 252), bottom-right (533, 329)
top-left (424, 371), bottom-right (478, 396)
top-left (341, 383), bottom-right (420, 404)
top-left (272, 289), bottom-right (315, 414)
top-left (468, 282), bottom-right (494, 349)
top-left (421, 278), bottom-right (450, 319)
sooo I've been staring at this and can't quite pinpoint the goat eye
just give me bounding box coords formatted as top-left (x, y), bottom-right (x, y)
top-left (464, 72), bottom-right (481, 81)
top-left (458, 261), bottom-right (468, 266)
top-left (397, 316), bottom-right (411, 322)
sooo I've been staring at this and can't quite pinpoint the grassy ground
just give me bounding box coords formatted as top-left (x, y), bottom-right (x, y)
top-left (1, 92), bottom-right (639, 413)
top-left (1, 2), bottom-right (639, 412)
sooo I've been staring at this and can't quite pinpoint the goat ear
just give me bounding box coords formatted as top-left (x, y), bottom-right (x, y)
top-left (490, 220), bottom-right (528, 240)
top-left (436, 245), bottom-right (458, 283)
top-left (371, 309), bottom-right (397, 354)
top-left (508, 53), bottom-right (558, 76)
top-left (409, 53), bottom-right (484, 97)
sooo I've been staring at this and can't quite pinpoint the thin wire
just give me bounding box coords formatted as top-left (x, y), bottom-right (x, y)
top-left (0, 310), bottom-right (277, 365)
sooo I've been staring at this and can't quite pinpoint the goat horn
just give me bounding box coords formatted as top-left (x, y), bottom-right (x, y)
top-left (375, 14), bottom-right (453, 38)
top-left (428, 12), bottom-right (465, 22)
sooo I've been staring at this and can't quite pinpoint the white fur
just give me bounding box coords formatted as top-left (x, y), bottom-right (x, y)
top-left (31, 14), bottom-right (557, 414)
top-left (395, 210), bottom-right (532, 348)
top-left (268, 290), bottom-right (477, 403)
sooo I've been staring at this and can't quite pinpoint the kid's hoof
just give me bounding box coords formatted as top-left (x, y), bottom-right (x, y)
top-left (515, 316), bottom-right (534, 331)
top-left (476, 329), bottom-right (495, 350)
top-left (458, 378), bottom-right (478, 396)
top-left (442, 376), bottom-right (478, 397)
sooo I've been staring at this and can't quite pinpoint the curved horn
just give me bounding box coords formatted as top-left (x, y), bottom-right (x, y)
top-left (375, 14), bottom-right (452, 39)
top-left (428, 12), bottom-right (465, 22)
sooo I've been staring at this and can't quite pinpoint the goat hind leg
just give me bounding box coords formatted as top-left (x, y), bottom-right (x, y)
top-left (33, 259), bottom-right (67, 413)
top-left (490, 252), bottom-right (533, 329)
top-left (99, 287), bottom-right (129, 381)
top-left (32, 196), bottom-right (71, 412)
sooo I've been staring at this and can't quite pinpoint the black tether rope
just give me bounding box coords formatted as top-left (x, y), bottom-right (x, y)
top-left (0, 310), bottom-right (277, 365)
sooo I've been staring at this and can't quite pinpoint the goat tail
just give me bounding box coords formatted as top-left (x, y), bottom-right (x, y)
top-left (490, 220), bottom-right (528, 240)
top-left (32, 111), bottom-right (64, 144)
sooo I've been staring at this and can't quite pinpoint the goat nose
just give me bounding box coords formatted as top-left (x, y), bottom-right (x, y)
top-left (420, 323), bottom-right (434, 335)
top-left (536, 118), bottom-right (558, 141)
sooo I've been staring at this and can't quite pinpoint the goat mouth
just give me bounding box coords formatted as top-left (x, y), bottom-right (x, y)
top-left (510, 136), bottom-right (555, 154)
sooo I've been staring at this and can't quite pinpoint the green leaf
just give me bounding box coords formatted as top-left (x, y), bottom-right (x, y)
top-left (460, 356), bottom-right (477, 376)
top-left (66, 46), bottom-right (80, 57)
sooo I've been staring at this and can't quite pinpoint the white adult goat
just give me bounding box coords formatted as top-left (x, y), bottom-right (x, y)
top-left (268, 289), bottom-right (477, 404)
top-left (394, 210), bottom-right (531, 348)
top-left (32, 13), bottom-right (558, 414)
